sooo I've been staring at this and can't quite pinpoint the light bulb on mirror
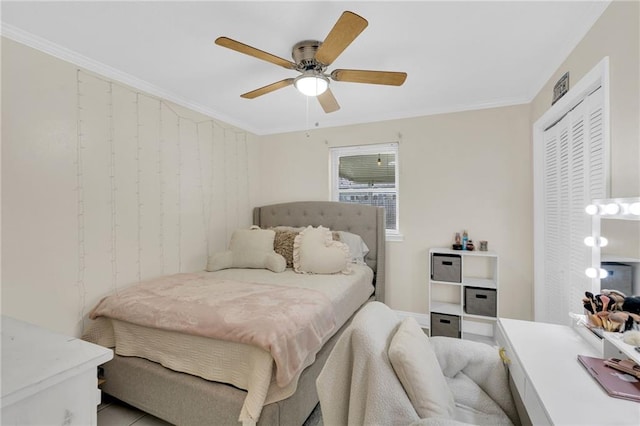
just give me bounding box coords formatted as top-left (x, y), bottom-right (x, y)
top-left (630, 202), bottom-right (640, 216)
top-left (584, 236), bottom-right (608, 247)
top-left (585, 267), bottom-right (598, 278)
top-left (604, 203), bottom-right (620, 215)
top-left (585, 204), bottom-right (599, 215)
top-left (585, 268), bottom-right (608, 279)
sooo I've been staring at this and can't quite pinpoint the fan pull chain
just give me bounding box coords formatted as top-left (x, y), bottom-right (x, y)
top-left (305, 96), bottom-right (311, 138)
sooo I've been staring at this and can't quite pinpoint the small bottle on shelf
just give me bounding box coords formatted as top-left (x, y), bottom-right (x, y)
top-left (453, 232), bottom-right (462, 250)
top-left (466, 239), bottom-right (475, 251)
top-left (462, 230), bottom-right (468, 251)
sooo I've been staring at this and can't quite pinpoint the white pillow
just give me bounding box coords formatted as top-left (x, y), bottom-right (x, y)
top-left (206, 227), bottom-right (286, 273)
top-left (388, 317), bottom-right (456, 419)
top-left (336, 231), bottom-right (370, 264)
top-left (269, 225), bottom-right (306, 232)
top-left (293, 226), bottom-right (351, 274)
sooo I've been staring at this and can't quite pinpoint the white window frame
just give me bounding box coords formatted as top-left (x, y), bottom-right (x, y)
top-left (330, 142), bottom-right (402, 241)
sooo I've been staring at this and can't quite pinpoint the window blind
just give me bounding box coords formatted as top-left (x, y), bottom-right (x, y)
top-left (330, 143), bottom-right (399, 232)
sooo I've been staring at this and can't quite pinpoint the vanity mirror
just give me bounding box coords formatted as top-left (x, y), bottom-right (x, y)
top-left (585, 197), bottom-right (640, 295)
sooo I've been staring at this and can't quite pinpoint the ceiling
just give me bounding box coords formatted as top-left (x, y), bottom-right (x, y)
top-left (1, 1), bottom-right (611, 135)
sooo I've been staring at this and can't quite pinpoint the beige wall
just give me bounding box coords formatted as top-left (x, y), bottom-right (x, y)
top-left (1, 38), bottom-right (258, 336)
top-left (531, 0), bottom-right (639, 198)
top-left (255, 105), bottom-right (533, 320)
top-left (255, 0), bottom-right (640, 319)
top-left (2, 0), bottom-right (637, 335)
top-left (531, 0), bottom-right (640, 260)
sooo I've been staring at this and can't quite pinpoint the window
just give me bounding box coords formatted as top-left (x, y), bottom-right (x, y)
top-left (330, 143), bottom-right (400, 237)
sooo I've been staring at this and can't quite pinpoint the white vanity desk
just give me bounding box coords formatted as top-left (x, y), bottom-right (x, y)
top-left (497, 318), bottom-right (640, 425)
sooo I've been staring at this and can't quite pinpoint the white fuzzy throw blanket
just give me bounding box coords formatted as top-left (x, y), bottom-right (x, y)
top-left (317, 302), bottom-right (519, 426)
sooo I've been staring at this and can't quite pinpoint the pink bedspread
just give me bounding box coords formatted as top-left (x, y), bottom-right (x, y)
top-left (89, 272), bottom-right (336, 386)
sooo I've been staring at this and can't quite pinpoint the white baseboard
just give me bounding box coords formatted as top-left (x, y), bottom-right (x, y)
top-left (462, 319), bottom-right (495, 337)
top-left (393, 310), bottom-right (430, 329)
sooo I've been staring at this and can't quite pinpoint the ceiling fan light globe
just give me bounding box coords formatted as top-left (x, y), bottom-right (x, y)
top-left (294, 74), bottom-right (329, 96)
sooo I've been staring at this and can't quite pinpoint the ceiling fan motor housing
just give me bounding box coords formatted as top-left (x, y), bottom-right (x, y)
top-left (292, 40), bottom-right (325, 71)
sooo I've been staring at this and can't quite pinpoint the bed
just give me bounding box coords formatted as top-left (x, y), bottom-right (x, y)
top-left (86, 201), bottom-right (386, 425)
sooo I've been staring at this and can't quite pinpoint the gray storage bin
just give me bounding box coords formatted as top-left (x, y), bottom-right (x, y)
top-left (430, 312), bottom-right (461, 338)
top-left (431, 253), bottom-right (462, 283)
top-left (601, 262), bottom-right (633, 296)
top-left (464, 286), bottom-right (497, 317)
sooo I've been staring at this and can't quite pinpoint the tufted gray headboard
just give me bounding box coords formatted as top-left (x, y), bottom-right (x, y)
top-left (253, 201), bottom-right (386, 302)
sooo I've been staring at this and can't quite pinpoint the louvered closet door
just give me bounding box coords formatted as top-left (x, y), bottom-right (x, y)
top-left (541, 87), bottom-right (606, 325)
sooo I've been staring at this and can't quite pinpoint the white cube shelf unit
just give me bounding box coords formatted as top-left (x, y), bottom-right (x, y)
top-left (428, 248), bottom-right (499, 339)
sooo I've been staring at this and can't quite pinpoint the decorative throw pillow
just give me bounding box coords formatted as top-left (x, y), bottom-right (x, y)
top-left (270, 226), bottom-right (306, 232)
top-left (206, 227), bottom-right (286, 273)
top-left (293, 226), bottom-right (351, 274)
top-left (336, 231), bottom-right (369, 264)
top-left (388, 317), bottom-right (456, 419)
top-left (273, 229), bottom-right (342, 269)
top-left (274, 230), bottom-right (298, 268)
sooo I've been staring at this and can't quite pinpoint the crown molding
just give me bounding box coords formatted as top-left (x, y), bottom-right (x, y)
top-left (262, 96), bottom-right (530, 136)
top-left (1, 23), bottom-right (259, 135)
top-left (1, 22), bottom-right (545, 137)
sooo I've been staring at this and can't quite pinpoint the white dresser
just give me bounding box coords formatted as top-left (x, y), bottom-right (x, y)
top-left (1, 316), bottom-right (113, 425)
top-left (496, 318), bottom-right (640, 426)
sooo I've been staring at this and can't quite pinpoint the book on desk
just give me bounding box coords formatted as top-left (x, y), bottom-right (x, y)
top-left (578, 355), bottom-right (640, 403)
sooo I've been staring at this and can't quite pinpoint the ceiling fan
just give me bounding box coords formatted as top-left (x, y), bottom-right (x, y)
top-left (214, 11), bottom-right (407, 113)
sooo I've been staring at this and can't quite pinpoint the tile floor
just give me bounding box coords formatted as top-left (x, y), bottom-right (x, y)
top-left (98, 394), bottom-right (172, 426)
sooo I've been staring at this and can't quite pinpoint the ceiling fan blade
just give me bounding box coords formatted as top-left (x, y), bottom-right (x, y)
top-left (315, 11), bottom-right (368, 66)
top-left (317, 88), bottom-right (340, 113)
top-left (215, 37), bottom-right (296, 70)
top-left (241, 78), bottom-right (295, 99)
top-left (331, 69), bottom-right (407, 86)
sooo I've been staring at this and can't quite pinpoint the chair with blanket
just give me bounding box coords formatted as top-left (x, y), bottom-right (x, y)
top-left (316, 302), bottom-right (520, 425)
